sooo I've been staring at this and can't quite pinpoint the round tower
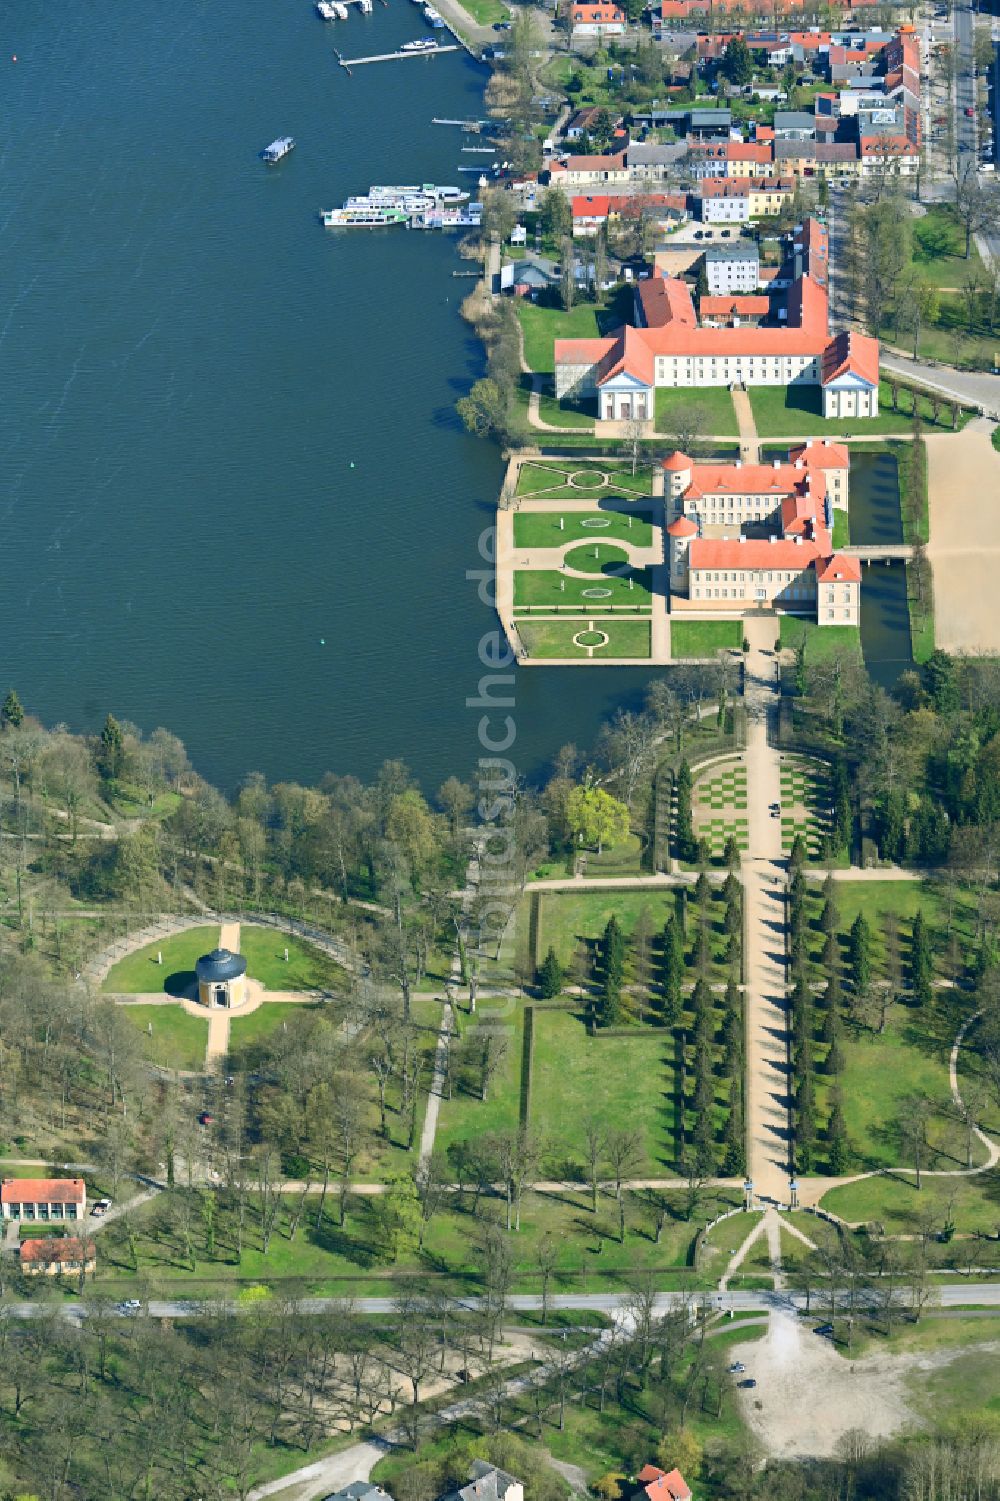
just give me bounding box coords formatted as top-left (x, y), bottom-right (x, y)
top-left (666, 515), bottom-right (698, 593)
top-left (662, 451), bottom-right (693, 512)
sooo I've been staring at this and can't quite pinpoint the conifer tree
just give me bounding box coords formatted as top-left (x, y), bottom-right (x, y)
top-left (848, 912), bottom-right (872, 996)
top-left (537, 946), bottom-right (564, 1000)
top-left (1, 689), bottom-right (24, 729)
top-left (910, 909), bottom-right (934, 1008)
top-left (827, 1088), bottom-right (851, 1174)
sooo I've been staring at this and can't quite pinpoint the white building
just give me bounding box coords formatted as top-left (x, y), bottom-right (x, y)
top-left (704, 241), bottom-right (760, 294)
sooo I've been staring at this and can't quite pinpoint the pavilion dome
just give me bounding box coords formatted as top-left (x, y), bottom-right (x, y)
top-left (195, 948), bottom-right (247, 984)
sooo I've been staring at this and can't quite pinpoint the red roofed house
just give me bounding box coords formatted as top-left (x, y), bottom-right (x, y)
top-left (661, 446), bottom-right (859, 627)
top-left (570, 2), bottom-right (626, 35)
top-left (20, 1237), bottom-right (97, 1278)
top-left (1, 1178), bottom-right (87, 1225)
top-left (635, 1466), bottom-right (693, 1501)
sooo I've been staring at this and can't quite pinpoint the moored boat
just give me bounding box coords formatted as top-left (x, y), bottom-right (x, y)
top-left (320, 205), bottom-right (409, 227)
top-left (261, 137), bottom-right (295, 163)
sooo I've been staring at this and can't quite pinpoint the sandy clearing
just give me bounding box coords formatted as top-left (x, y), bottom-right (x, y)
top-left (926, 423), bottom-right (1000, 655)
top-left (727, 1313), bottom-right (989, 1459)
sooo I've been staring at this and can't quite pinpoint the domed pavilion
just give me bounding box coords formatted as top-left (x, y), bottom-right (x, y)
top-left (195, 948), bottom-right (247, 1010)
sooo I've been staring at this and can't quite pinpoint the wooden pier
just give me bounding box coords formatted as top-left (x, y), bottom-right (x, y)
top-left (338, 43), bottom-right (459, 65)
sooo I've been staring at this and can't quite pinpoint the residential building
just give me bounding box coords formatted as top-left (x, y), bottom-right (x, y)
top-left (700, 293), bottom-right (770, 325)
top-left (572, 192), bottom-right (687, 236)
top-left (554, 222), bottom-right (879, 422)
top-left (565, 106), bottom-right (622, 141)
top-left (500, 257), bottom-right (560, 297)
top-left (773, 109), bottom-right (818, 140)
top-left (697, 176), bottom-right (796, 222)
top-left (570, 3), bottom-right (626, 35)
top-left (634, 1465), bottom-right (693, 1501)
top-left (704, 241), bottom-right (760, 293)
top-left (442, 1463), bottom-right (524, 1501)
top-left (321, 1486), bottom-right (392, 1501)
top-left (1, 1178), bottom-right (87, 1224)
top-left (663, 447), bottom-right (860, 626)
top-left (20, 1237), bottom-right (97, 1278)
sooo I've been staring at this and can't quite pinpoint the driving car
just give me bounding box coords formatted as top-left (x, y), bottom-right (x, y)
top-left (117, 1299), bottom-right (141, 1314)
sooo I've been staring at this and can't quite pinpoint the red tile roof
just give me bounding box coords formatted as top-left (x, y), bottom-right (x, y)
top-left (551, 152), bottom-right (628, 174)
top-left (595, 324), bottom-right (655, 386)
top-left (667, 515), bottom-right (698, 536)
top-left (1, 1178), bottom-right (86, 1205)
top-left (572, 3), bottom-right (625, 20)
top-left (637, 274), bottom-right (697, 329)
top-left (680, 460), bottom-right (825, 505)
top-left (700, 294), bottom-right (770, 318)
top-left (788, 439), bottom-right (850, 468)
top-left (821, 329), bottom-right (879, 386)
top-left (662, 451), bottom-right (692, 471)
top-left (689, 536), bottom-right (831, 570)
top-left (20, 1236), bottom-right (96, 1266)
top-left (636, 1467), bottom-right (693, 1501)
top-left (817, 553), bottom-right (863, 583)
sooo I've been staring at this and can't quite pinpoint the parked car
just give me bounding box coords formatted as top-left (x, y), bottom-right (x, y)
top-left (729, 1361), bottom-right (746, 1373)
top-left (815, 1323), bottom-right (834, 1337)
top-left (738, 1378), bottom-right (757, 1389)
top-left (198, 1110), bottom-right (214, 1126)
top-left (91, 1198), bottom-right (113, 1216)
top-left (966, 106), bottom-right (976, 117)
top-left (117, 1299), bottom-right (141, 1314)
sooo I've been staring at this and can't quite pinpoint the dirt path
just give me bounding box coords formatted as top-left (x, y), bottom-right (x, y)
top-left (731, 1314), bottom-right (999, 1460)
top-left (741, 617), bottom-right (789, 1203)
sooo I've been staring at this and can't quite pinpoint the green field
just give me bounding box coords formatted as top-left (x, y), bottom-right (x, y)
top-left (909, 203), bottom-right (984, 288)
top-left (655, 385), bottom-right (739, 438)
top-left (562, 542), bottom-right (631, 574)
top-left (820, 1169), bottom-right (1000, 1237)
top-left (103, 927), bottom-right (221, 996)
top-left (236, 927), bottom-right (347, 992)
top-left (516, 286), bottom-right (633, 373)
top-left (670, 619), bottom-right (743, 657)
top-left (227, 1001), bottom-right (318, 1055)
top-left (749, 381), bottom-right (964, 438)
top-left (518, 619), bottom-right (651, 659)
top-left (104, 925), bottom-right (347, 996)
top-left (780, 617), bottom-right (862, 663)
top-left (515, 458), bottom-right (654, 499)
top-left (118, 1004), bottom-right (209, 1072)
top-left (534, 885), bottom-right (734, 986)
top-left (530, 1009), bottom-right (676, 1175)
top-left (513, 509), bottom-right (653, 549)
top-left (832, 508), bottom-right (849, 547)
top-left (514, 568), bottom-right (654, 611)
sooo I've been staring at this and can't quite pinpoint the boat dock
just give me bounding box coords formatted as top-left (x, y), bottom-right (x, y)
top-left (338, 42), bottom-right (459, 65)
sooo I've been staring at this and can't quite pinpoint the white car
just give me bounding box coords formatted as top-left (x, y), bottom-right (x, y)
top-left (117, 1299), bottom-right (141, 1314)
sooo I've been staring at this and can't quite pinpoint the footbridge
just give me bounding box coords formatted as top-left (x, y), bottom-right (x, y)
top-left (841, 544), bottom-right (915, 562)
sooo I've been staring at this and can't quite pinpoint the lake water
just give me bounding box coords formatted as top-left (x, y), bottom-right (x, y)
top-left (0, 0), bottom-right (658, 794)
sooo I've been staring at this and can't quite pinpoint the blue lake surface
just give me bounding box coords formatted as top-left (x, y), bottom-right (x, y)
top-left (0, 0), bottom-right (657, 792)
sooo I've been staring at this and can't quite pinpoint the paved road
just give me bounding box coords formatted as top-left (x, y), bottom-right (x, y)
top-left (9, 1283), bottom-right (1000, 1323)
top-left (880, 349), bottom-right (1000, 415)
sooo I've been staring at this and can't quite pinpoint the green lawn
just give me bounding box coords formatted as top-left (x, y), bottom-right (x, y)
top-left (749, 381), bottom-right (963, 438)
top-left (655, 385), bottom-right (739, 438)
top-left (454, 0), bottom-right (507, 24)
top-left (670, 619), bottom-right (742, 657)
top-left (237, 927), bottom-right (347, 992)
top-left (909, 204), bottom-right (984, 288)
top-left (535, 886), bottom-right (734, 986)
top-left (562, 542), bottom-right (631, 574)
top-left (434, 1006), bottom-right (525, 1161)
top-left (513, 568), bottom-right (653, 611)
top-left (118, 1004), bottom-right (210, 1072)
top-left (832, 508), bottom-right (849, 547)
top-left (820, 1170), bottom-right (1000, 1237)
top-left (227, 1002), bottom-right (318, 1055)
top-left (518, 619), bottom-right (651, 659)
top-left (530, 1009), bottom-right (676, 1175)
top-left (516, 287), bottom-right (633, 374)
top-left (102, 927), bottom-right (221, 996)
top-left (513, 510), bottom-right (653, 549)
top-left (515, 458), bottom-right (654, 499)
top-left (779, 617), bottom-right (862, 664)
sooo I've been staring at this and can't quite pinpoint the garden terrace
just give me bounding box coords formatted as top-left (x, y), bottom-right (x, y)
top-left (514, 458), bottom-right (654, 500)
